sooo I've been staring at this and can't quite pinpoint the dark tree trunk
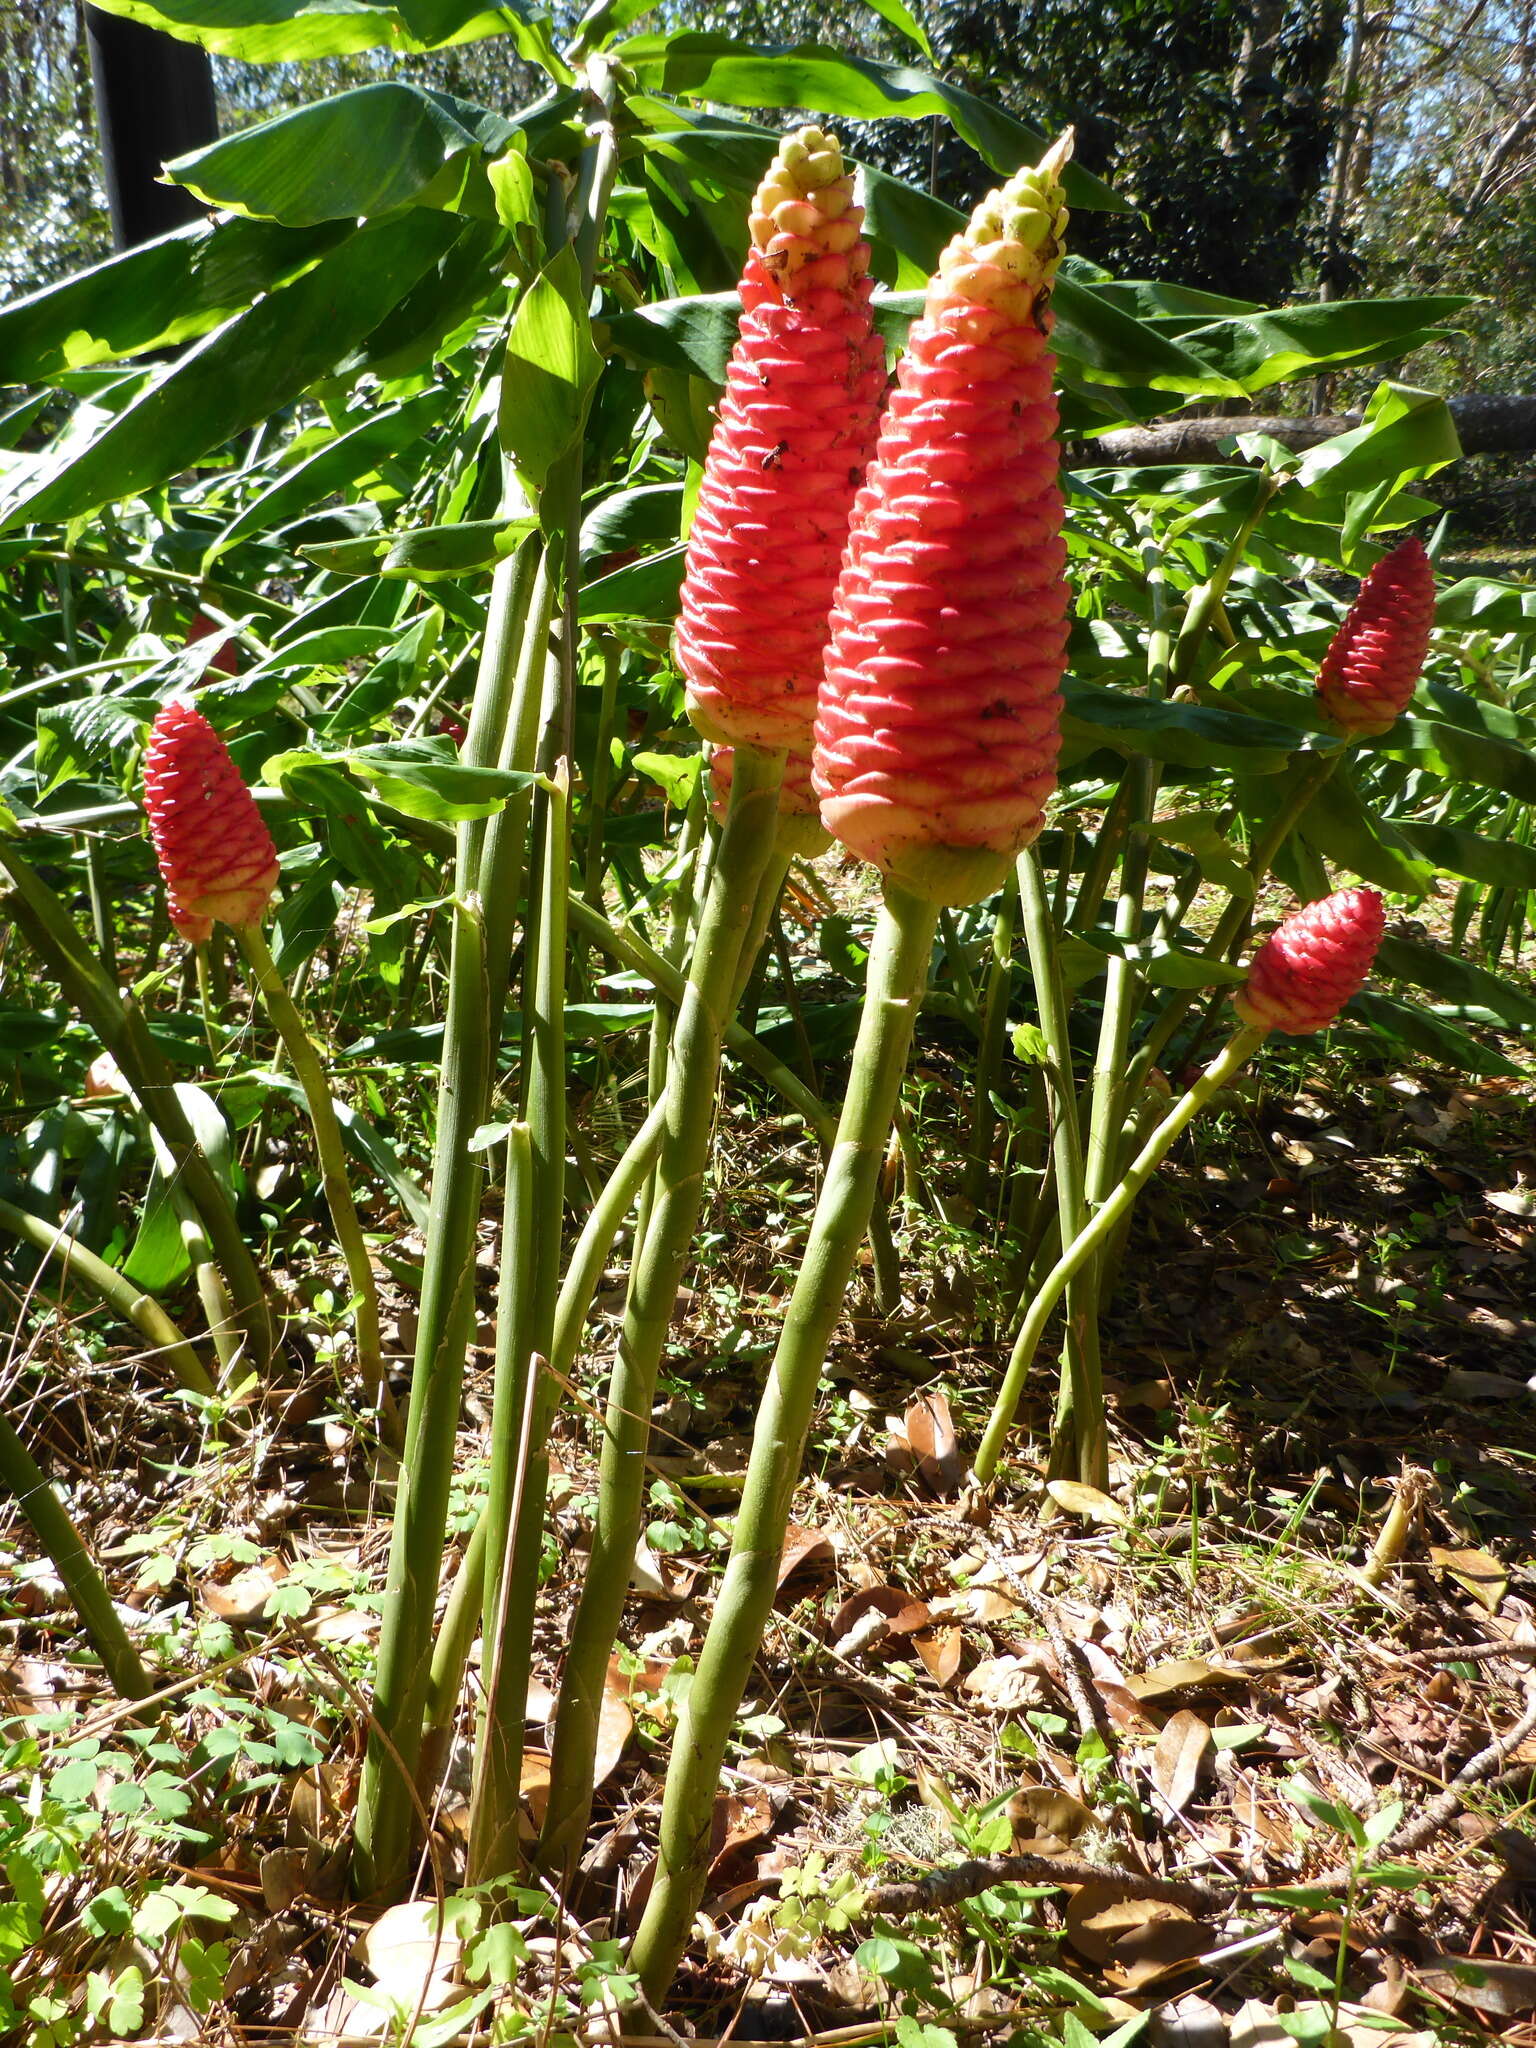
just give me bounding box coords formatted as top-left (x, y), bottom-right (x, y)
top-left (84, 4), bottom-right (216, 250)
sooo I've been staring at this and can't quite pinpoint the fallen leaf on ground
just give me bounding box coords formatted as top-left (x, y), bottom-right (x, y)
top-left (1065, 1880), bottom-right (1212, 1989)
top-left (902, 1391), bottom-right (965, 1496)
top-left (1152, 1708), bottom-right (1212, 1813)
top-left (1428, 1543), bottom-right (1508, 1612)
top-left (1046, 1480), bottom-right (1129, 1527)
top-left (777, 1522), bottom-right (835, 1588)
top-left (1008, 1785), bottom-right (1093, 1853)
top-left (356, 1901), bottom-right (463, 2014)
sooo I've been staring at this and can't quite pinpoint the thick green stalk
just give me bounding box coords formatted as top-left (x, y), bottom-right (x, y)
top-left (628, 886), bottom-right (938, 2002)
top-left (538, 742), bottom-right (785, 1875)
top-left (0, 1197), bottom-right (212, 1398)
top-left (1014, 849), bottom-right (1106, 1486)
top-left (974, 1023), bottom-right (1268, 1484)
top-left (0, 1408), bottom-right (151, 1703)
top-left (352, 895), bottom-right (489, 1899)
top-left (236, 924), bottom-right (396, 1443)
top-left (0, 847), bottom-right (275, 1376)
top-left (964, 875), bottom-right (1018, 1208)
top-left (421, 1088), bottom-right (673, 1770)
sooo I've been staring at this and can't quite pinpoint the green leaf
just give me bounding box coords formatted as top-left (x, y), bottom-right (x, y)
top-left (0, 209), bottom-right (465, 532)
top-left (266, 737), bottom-right (542, 823)
top-left (615, 35), bottom-right (1126, 209)
top-left (1062, 677), bottom-right (1300, 774)
top-left (578, 543), bottom-right (687, 623)
top-left (1375, 934), bottom-right (1536, 1031)
top-left (1378, 715), bottom-right (1536, 806)
top-left (1064, 928), bottom-right (1248, 989)
top-left (1166, 296), bottom-right (1469, 394)
top-left (166, 83), bottom-right (529, 225)
top-left (500, 243), bottom-right (604, 497)
top-left (1293, 382), bottom-right (1461, 503)
top-left (0, 216), bottom-right (351, 382)
top-left (1434, 575), bottom-right (1536, 632)
top-left (84, 0), bottom-right (565, 70)
top-left (299, 516), bottom-right (536, 579)
top-left (1394, 817), bottom-right (1536, 892)
top-left (604, 291), bottom-right (738, 383)
top-left (865, 0), bottom-right (932, 59)
top-left (206, 388), bottom-right (452, 564)
top-left (1294, 767), bottom-right (1437, 896)
top-left (1347, 991), bottom-right (1524, 1076)
top-left (35, 694), bottom-right (156, 796)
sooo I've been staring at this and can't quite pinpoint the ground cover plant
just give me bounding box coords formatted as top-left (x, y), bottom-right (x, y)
top-left (1, 5), bottom-right (1536, 2044)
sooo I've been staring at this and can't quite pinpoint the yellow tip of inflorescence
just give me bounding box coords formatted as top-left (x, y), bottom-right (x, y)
top-left (748, 126), bottom-right (866, 285)
top-left (932, 129), bottom-right (1074, 319)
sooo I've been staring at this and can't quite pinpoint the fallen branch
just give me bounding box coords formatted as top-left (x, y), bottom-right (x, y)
top-left (859, 1853), bottom-right (1231, 1920)
top-left (1082, 393), bottom-right (1536, 467)
top-left (1386, 1682), bottom-right (1536, 1856)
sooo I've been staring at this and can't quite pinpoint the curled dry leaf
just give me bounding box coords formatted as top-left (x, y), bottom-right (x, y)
top-left (1152, 1708), bottom-right (1213, 1814)
top-left (1066, 1881), bottom-right (1213, 1990)
top-left (200, 1558), bottom-right (287, 1625)
top-left (777, 1521), bottom-right (836, 1588)
top-left (1008, 1784), bottom-right (1094, 1854)
top-left (356, 1901), bottom-right (463, 2016)
top-left (1045, 1480), bottom-right (1129, 1527)
top-left (903, 1390), bottom-right (965, 1496)
top-left (1428, 1544), bottom-right (1508, 1613)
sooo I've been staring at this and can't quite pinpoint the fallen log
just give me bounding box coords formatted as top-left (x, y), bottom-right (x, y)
top-left (1084, 393), bottom-right (1536, 465)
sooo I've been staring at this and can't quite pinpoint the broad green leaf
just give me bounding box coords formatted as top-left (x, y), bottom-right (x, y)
top-left (166, 83), bottom-right (531, 225)
top-left (1378, 715), bottom-right (1536, 805)
top-left (579, 481), bottom-right (684, 560)
top-left (615, 34), bottom-right (1126, 209)
top-left (1295, 767), bottom-right (1436, 896)
top-left (299, 516), bottom-right (536, 579)
top-left (865, 0), bottom-right (932, 59)
top-left (0, 210), bottom-right (465, 532)
top-left (1167, 296), bottom-right (1469, 394)
top-left (84, 0), bottom-right (566, 72)
top-left (1419, 678), bottom-right (1536, 750)
top-left (325, 609), bottom-right (443, 737)
top-left (1063, 929), bottom-right (1248, 989)
top-left (1375, 934), bottom-right (1536, 1030)
top-left (266, 738), bottom-right (543, 823)
top-left (1433, 575), bottom-right (1536, 632)
top-left (205, 389), bottom-right (452, 564)
top-left (1347, 991), bottom-right (1524, 1076)
top-left (1395, 817), bottom-right (1536, 891)
top-left (1293, 382), bottom-right (1461, 501)
top-left (0, 216), bottom-right (351, 382)
top-left (577, 543), bottom-right (686, 623)
top-left (604, 292), bottom-right (738, 383)
top-left (35, 695), bottom-right (157, 796)
top-left (1062, 678), bottom-right (1300, 774)
top-left (500, 244), bottom-right (604, 497)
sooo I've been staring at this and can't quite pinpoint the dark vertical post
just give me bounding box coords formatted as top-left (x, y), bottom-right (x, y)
top-left (83, 4), bottom-right (217, 250)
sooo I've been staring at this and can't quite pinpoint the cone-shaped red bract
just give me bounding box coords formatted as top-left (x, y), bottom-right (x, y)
top-left (813, 139), bottom-right (1073, 906)
top-left (1234, 887), bottom-right (1385, 1036)
top-left (676, 127), bottom-right (886, 755)
top-left (1316, 535), bottom-right (1435, 737)
top-left (143, 701), bottom-right (279, 940)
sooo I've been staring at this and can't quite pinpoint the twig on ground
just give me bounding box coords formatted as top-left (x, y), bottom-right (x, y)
top-left (859, 1851), bottom-right (1232, 1919)
top-left (1385, 1682), bottom-right (1536, 1856)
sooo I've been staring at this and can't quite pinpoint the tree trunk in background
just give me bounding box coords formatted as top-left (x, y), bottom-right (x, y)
top-left (1088, 393), bottom-right (1536, 463)
top-left (84, 4), bottom-right (216, 250)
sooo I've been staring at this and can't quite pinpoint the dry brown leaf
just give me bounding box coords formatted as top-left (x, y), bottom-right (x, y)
top-left (707, 1787), bottom-right (776, 1883)
top-left (1419, 1953), bottom-right (1536, 2020)
top-left (1065, 1880), bottom-right (1211, 1986)
top-left (963, 1654), bottom-right (1047, 1713)
top-left (903, 1391), bottom-right (964, 1497)
top-left (200, 1559), bottom-right (288, 1625)
top-left (776, 1522), bottom-right (835, 1588)
top-left (1008, 1785), bottom-right (1093, 1853)
top-left (1428, 1544), bottom-right (1508, 1613)
top-left (592, 1691), bottom-right (633, 1791)
top-left (1152, 1708), bottom-right (1212, 1814)
top-left (520, 1749), bottom-right (551, 1828)
top-left (356, 1902), bottom-right (463, 2015)
top-left (913, 1624), bottom-right (963, 1686)
top-left (1129, 1656), bottom-right (1249, 1700)
top-left (1045, 1479), bottom-right (1129, 1527)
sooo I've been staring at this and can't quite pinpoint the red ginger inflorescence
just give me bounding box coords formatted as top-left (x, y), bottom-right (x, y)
top-left (812, 137), bottom-right (1073, 907)
top-left (676, 126), bottom-right (887, 755)
top-left (1315, 535), bottom-right (1435, 738)
top-left (143, 701), bottom-right (279, 944)
top-left (1234, 887), bottom-right (1385, 1036)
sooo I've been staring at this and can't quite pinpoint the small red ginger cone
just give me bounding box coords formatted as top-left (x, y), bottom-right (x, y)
top-left (708, 744), bottom-right (830, 856)
top-left (143, 701), bottom-right (279, 941)
top-left (1316, 535), bottom-right (1435, 738)
top-left (813, 136), bottom-right (1073, 906)
top-left (1234, 887), bottom-right (1385, 1036)
top-left (676, 126), bottom-right (887, 755)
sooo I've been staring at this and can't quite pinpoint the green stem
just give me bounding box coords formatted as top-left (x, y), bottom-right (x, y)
top-left (0, 1197), bottom-right (212, 1398)
top-left (1166, 472), bottom-right (1277, 690)
top-left (236, 924), bottom-right (397, 1443)
top-left (628, 885), bottom-right (938, 2004)
top-left (0, 1408), bottom-right (152, 1703)
top-left (1015, 850), bottom-right (1106, 1487)
top-left (352, 895), bottom-right (489, 1900)
top-left (538, 742), bottom-right (785, 1875)
top-left (974, 1023), bottom-right (1267, 1485)
top-left (964, 875), bottom-right (1018, 1208)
